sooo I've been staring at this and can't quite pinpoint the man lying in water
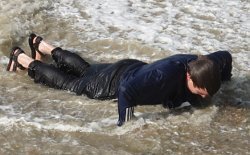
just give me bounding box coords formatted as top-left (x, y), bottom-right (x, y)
top-left (6, 33), bottom-right (232, 126)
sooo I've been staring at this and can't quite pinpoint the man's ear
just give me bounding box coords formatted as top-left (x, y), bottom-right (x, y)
top-left (186, 72), bottom-right (191, 80)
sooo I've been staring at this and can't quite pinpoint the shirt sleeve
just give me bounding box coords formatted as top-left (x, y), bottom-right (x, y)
top-left (117, 62), bottom-right (183, 126)
top-left (207, 51), bottom-right (233, 81)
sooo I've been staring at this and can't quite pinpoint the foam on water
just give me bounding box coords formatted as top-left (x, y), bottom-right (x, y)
top-left (0, 101), bottom-right (218, 136)
top-left (51, 0), bottom-right (249, 52)
top-left (0, 56), bottom-right (9, 66)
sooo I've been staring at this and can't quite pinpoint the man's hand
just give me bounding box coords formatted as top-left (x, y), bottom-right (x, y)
top-left (117, 107), bottom-right (134, 126)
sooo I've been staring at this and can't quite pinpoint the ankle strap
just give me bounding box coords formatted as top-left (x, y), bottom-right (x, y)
top-left (34, 36), bottom-right (43, 52)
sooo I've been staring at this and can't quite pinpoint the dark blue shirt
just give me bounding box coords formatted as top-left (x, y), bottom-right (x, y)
top-left (117, 51), bottom-right (232, 126)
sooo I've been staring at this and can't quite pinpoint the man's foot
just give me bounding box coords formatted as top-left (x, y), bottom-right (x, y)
top-left (6, 47), bottom-right (26, 71)
top-left (29, 33), bottom-right (56, 60)
top-left (29, 33), bottom-right (45, 60)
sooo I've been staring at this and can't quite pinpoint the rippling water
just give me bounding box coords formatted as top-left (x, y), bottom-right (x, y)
top-left (0, 0), bottom-right (249, 154)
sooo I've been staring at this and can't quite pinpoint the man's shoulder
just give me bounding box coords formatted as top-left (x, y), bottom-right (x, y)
top-left (152, 54), bottom-right (196, 71)
top-left (155, 54), bottom-right (197, 64)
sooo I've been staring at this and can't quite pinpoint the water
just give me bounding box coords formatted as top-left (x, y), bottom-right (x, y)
top-left (0, 0), bottom-right (249, 154)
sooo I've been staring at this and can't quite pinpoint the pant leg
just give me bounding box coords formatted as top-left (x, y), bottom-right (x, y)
top-left (51, 47), bottom-right (90, 77)
top-left (28, 60), bottom-right (87, 95)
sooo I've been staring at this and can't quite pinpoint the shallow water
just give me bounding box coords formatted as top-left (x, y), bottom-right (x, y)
top-left (0, 0), bottom-right (249, 154)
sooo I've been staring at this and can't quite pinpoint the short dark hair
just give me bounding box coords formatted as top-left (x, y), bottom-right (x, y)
top-left (188, 56), bottom-right (221, 96)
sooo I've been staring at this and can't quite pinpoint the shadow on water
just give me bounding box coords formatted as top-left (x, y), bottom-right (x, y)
top-left (217, 76), bottom-right (250, 108)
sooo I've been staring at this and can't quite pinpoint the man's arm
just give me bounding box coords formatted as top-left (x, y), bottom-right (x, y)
top-left (117, 62), bottom-right (184, 126)
top-left (117, 70), bottom-right (165, 126)
top-left (207, 51), bottom-right (233, 81)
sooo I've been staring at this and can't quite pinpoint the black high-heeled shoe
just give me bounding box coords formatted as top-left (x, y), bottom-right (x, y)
top-left (6, 47), bottom-right (26, 71)
top-left (28, 33), bottom-right (45, 59)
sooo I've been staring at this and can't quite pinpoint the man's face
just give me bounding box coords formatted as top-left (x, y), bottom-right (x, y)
top-left (187, 73), bottom-right (209, 98)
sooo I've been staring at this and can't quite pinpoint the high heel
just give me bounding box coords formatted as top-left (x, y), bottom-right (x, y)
top-left (28, 33), bottom-right (45, 59)
top-left (6, 47), bottom-right (26, 71)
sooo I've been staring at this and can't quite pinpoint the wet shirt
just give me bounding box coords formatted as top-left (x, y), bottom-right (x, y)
top-left (117, 51), bottom-right (232, 126)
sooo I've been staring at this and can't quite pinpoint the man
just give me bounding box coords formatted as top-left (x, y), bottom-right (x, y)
top-left (7, 33), bottom-right (232, 126)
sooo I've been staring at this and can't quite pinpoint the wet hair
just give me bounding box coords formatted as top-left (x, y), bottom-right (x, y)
top-left (187, 55), bottom-right (221, 96)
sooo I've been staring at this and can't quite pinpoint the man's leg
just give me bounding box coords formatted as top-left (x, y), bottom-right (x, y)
top-left (16, 52), bottom-right (86, 95)
top-left (31, 35), bottom-right (90, 77)
top-left (28, 60), bottom-right (85, 94)
top-left (51, 47), bottom-right (90, 77)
